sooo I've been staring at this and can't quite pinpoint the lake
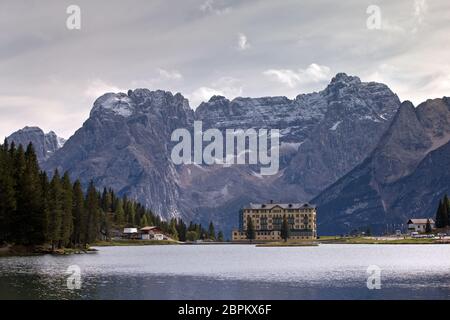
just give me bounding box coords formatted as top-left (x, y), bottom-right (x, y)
top-left (1, 244), bottom-right (450, 299)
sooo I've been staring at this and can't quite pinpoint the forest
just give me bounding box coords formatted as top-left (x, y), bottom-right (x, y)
top-left (0, 140), bottom-right (223, 250)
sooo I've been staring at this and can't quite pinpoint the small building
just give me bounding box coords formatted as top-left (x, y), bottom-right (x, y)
top-left (407, 219), bottom-right (435, 233)
top-left (122, 227), bottom-right (139, 239)
top-left (139, 226), bottom-right (165, 240)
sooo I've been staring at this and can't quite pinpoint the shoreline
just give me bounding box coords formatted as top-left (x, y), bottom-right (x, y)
top-left (0, 244), bottom-right (98, 258)
top-left (2, 237), bottom-right (449, 258)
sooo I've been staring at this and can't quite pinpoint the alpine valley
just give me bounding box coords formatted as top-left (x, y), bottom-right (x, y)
top-left (6, 74), bottom-right (450, 235)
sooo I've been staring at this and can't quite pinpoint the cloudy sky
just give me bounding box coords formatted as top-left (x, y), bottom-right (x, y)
top-left (0, 0), bottom-right (449, 139)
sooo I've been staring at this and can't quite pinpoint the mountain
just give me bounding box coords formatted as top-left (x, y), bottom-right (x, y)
top-left (313, 97), bottom-right (450, 235)
top-left (188, 73), bottom-right (400, 229)
top-left (6, 126), bottom-right (66, 163)
top-left (41, 73), bottom-right (401, 234)
top-left (43, 90), bottom-right (194, 217)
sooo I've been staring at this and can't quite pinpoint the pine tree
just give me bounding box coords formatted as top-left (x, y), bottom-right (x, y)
top-left (169, 219), bottom-right (178, 240)
top-left (24, 144), bottom-right (46, 245)
top-left (101, 188), bottom-right (112, 213)
top-left (71, 180), bottom-right (85, 246)
top-left (48, 170), bottom-right (63, 249)
top-left (114, 199), bottom-right (125, 225)
top-left (425, 219), bottom-right (432, 233)
top-left (208, 221), bottom-right (216, 240)
top-left (436, 200), bottom-right (445, 228)
top-left (176, 219), bottom-right (187, 242)
top-left (246, 217), bottom-right (255, 242)
top-left (0, 141), bottom-right (16, 243)
top-left (281, 215), bottom-right (290, 242)
top-left (60, 172), bottom-right (73, 247)
top-left (140, 214), bottom-right (149, 227)
top-left (217, 231), bottom-right (224, 242)
top-left (39, 172), bottom-right (50, 243)
top-left (444, 194), bottom-right (450, 227)
top-left (85, 181), bottom-right (100, 245)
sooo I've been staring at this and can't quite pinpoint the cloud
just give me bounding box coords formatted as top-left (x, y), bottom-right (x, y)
top-left (157, 68), bottom-right (183, 80)
top-left (413, 0), bottom-right (428, 24)
top-left (237, 33), bottom-right (250, 51)
top-left (200, 0), bottom-right (232, 15)
top-left (188, 77), bottom-right (243, 109)
top-left (366, 63), bottom-right (450, 105)
top-left (263, 63), bottom-right (332, 88)
top-left (0, 95), bottom-right (71, 139)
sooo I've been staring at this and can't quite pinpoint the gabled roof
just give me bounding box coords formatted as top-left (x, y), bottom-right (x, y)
top-left (407, 218), bottom-right (435, 224)
top-left (140, 226), bottom-right (159, 231)
top-left (246, 202), bottom-right (316, 210)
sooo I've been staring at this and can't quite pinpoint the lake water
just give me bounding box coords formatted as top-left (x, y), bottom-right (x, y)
top-left (1, 244), bottom-right (450, 300)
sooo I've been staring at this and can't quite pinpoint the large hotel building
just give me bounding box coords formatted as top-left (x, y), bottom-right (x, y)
top-left (232, 201), bottom-right (317, 241)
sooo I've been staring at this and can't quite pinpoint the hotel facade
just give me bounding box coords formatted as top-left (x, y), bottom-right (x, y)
top-left (232, 201), bottom-right (317, 241)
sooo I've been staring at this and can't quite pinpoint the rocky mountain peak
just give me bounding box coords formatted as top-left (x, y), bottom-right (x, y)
top-left (90, 89), bottom-right (192, 120)
top-left (6, 126), bottom-right (65, 163)
top-left (329, 73), bottom-right (361, 86)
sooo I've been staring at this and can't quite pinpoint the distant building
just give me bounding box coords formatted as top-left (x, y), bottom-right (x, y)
top-left (232, 201), bottom-right (317, 241)
top-left (407, 219), bottom-right (435, 233)
top-left (122, 227), bottom-right (139, 239)
top-left (139, 226), bottom-right (165, 240)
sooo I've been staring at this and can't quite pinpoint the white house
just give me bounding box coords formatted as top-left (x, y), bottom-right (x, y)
top-left (122, 227), bottom-right (139, 239)
top-left (407, 219), bottom-right (435, 233)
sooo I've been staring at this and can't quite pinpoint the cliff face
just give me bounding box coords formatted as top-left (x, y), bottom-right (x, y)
top-left (43, 89), bottom-right (194, 217)
top-left (313, 98), bottom-right (450, 234)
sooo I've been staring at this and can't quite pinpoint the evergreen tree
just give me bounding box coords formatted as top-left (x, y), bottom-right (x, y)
top-left (186, 230), bottom-right (198, 242)
top-left (425, 219), bottom-right (432, 233)
top-left (114, 199), bottom-right (125, 225)
top-left (444, 194), bottom-right (450, 227)
top-left (176, 219), bottom-right (187, 242)
top-left (125, 200), bottom-right (136, 225)
top-left (72, 180), bottom-right (85, 246)
top-left (208, 221), bottom-right (216, 240)
top-left (169, 218), bottom-right (178, 240)
top-left (0, 141), bottom-right (16, 243)
top-left (24, 143), bottom-right (45, 244)
top-left (140, 214), bottom-right (149, 227)
top-left (217, 231), bottom-right (224, 242)
top-left (60, 172), bottom-right (73, 247)
top-left (246, 217), bottom-right (255, 242)
top-left (435, 200), bottom-right (445, 228)
top-left (10, 145), bottom-right (27, 244)
top-left (101, 188), bottom-right (112, 213)
top-left (48, 170), bottom-right (63, 249)
top-left (281, 215), bottom-right (290, 242)
top-left (39, 172), bottom-right (50, 243)
top-left (85, 181), bottom-right (100, 245)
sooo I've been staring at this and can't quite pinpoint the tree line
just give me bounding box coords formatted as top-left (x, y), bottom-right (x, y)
top-left (0, 141), bottom-right (223, 249)
top-left (435, 194), bottom-right (450, 229)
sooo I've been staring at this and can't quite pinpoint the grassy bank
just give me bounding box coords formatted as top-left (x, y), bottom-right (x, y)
top-left (93, 239), bottom-right (180, 247)
top-left (256, 241), bottom-right (318, 247)
top-left (318, 236), bottom-right (437, 244)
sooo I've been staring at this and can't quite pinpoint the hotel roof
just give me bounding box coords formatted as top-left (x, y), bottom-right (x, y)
top-left (246, 202), bottom-right (316, 210)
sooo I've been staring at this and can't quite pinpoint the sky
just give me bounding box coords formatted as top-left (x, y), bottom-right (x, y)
top-left (0, 0), bottom-right (449, 139)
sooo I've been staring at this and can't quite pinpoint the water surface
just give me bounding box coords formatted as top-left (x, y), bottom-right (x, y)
top-left (1, 244), bottom-right (450, 299)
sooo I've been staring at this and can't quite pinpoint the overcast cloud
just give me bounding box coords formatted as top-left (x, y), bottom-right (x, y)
top-left (0, 0), bottom-right (449, 139)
